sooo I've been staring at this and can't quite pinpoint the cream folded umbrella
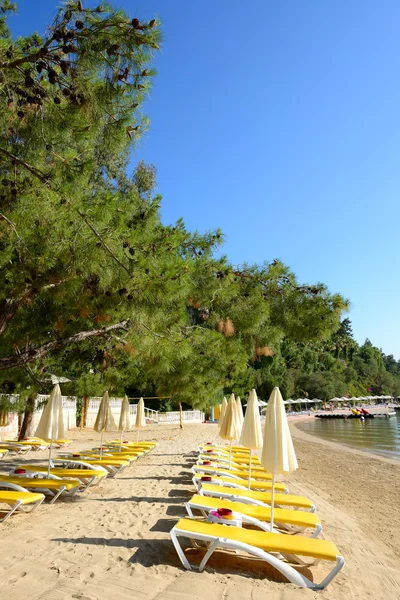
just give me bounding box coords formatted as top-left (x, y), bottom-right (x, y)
top-left (218, 396), bottom-right (228, 430)
top-left (118, 395), bottom-right (130, 450)
top-left (235, 396), bottom-right (244, 428)
top-left (239, 388), bottom-right (263, 488)
top-left (135, 397), bottom-right (146, 442)
top-left (35, 383), bottom-right (66, 476)
top-left (219, 393), bottom-right (241, 467)
top-left (94, 390), bottom-right (117, 458)
top-left (261, 386), bottom-right (298, 531)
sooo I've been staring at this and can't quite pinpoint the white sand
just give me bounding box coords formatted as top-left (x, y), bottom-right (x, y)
top-left (0, 422), bottom-right (399, 599)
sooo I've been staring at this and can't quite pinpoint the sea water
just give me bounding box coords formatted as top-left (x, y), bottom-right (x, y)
top-left (298, 413), bottom-right (400, 459)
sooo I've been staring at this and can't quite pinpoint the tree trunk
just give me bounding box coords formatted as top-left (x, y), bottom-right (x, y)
top-left (80, 395), bottom-right (89, 429)
top-left (18, 394), bottom-right (36, 440)
top-left (179, 402), bottom-right (183, 429)
top-left (17, 412), bottom-right (23, 438)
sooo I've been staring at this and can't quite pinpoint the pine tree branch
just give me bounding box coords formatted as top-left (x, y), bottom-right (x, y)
top-left (0, 213), bottom-right (21, 240)
top-left (0, 148), bottom-right (48, 183)
top-left (0, 320), bottom-right (129, 370)
top-left (0, 279), bottom-right (71, 339)
top-left (76, 209), bottom-right (131, 276)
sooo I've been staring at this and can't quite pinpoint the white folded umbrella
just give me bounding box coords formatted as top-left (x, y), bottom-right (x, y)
top-left (35, 383), bottom-right (66, 475)
top-left (261, 387), bottom-right (298, 531)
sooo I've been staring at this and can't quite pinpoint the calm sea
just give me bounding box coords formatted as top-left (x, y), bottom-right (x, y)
top-left (298, 413), bottom-right (400, 460)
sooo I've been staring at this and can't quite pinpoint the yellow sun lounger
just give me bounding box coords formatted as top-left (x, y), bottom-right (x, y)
top-left (6, 439), bottom-right (49, 451)
top-left (198, 456), bottom-right (265, 472)
top-left (26, 437), bottom-right (73, 448)
top-left (92, 447), bottom-right (146, 457)
top-left (110, 440), bottom-right (156, 448)
top-left (53, 457), bottom-right (129, 476)
top-left (0, 442), bottom-right (32, 455)
top-left (0, 490), bottom-right (45, 523)
top-left (200, 450), bottom-right (260, 463)
top-left (186, 494), bottom-right (322, 537)
top-left (11, 465), bottom-right (107, 490)
top-left (199, 444), bottom-right (251, 454)
top-left (192, 465), bottom-right (273, 481)
top-left (170, 518), bottom-right (344, 590)
top-left (193, 474), bottom-right (288, 493)
top-left (0, 474), bottom-right (81, 503)
top-left (199, 482), bottom-right (316, 512)
top-left (0, 448), bottom-right (9, 458)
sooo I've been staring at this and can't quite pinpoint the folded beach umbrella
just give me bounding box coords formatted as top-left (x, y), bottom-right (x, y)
top-left (94, 390), bottom-right (116, 458)
top-left (219, 393), bottom-right (241, 467)
top-left (135, 397), bottom-right (146, 442)
top-left (118, 395), bottom-right (130, 450)
top-left (35, 384), bottom-right (66, 476)
top-left (218, 396), bottom-right (228, 430)
top-left (261, 386), bottom-right (298, 531)
top-left (239, 389), bottom-right (263, 488)
top-left (235, 396), bottom-right (244, 429)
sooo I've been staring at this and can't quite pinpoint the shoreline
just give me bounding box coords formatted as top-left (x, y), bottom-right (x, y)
top-left (290, 414), bottom-right (400, 466)
top-left (1, 423), bottom-right (400, 599)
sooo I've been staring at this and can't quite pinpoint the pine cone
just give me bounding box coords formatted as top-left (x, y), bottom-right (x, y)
top-left (131, 18), bottom-right (140, 28)
top-left (75, 20), bottom-right (84, 30)
top-left (25, 75), bottom-right (35, 88)
top-left (54, 97), bottom-right (61, 104)
top-left (60, 61), bottom-right (69, 75)
top-left (149, 19), bottom-right (156, 28)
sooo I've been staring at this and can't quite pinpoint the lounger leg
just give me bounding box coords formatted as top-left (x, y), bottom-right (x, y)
top-left (30, 497), bottom-right (45, 512)
top-left (314, 556), bottom-right (345, 590)
top-left (185, 502), bottom-right (194, 518)
top-left (49, 486), bottom-right (66, 504)
top-left (170, 530), bottom-right (193, 570)
top-left (199, 538), bottom-right (221, 572)
top-left (0, 500), bottom-right (22, 523)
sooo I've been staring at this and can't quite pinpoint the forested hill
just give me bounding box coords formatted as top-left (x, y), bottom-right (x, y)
top-left (249, 319), bottom-right (400, 401)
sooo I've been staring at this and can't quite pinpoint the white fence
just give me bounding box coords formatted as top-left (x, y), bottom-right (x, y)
top-left (1, 393), bottom-right (205, 437)
top-left (85, 397), bottom-right (159, 428)
top-left (0, 395), bottom-right (77, 438)
top-left (158, 410), bottom-right (205, 423)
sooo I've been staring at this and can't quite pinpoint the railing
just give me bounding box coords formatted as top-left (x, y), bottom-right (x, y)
top-left (158, 410), bottom-right (205, 423)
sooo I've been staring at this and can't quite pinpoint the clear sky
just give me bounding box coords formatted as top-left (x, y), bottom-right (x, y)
top-left (8, 1), bottom-right (400, 358)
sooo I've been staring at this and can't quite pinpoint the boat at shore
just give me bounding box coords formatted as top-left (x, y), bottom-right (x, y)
top-left (315, 412), bottom-right (396, 419)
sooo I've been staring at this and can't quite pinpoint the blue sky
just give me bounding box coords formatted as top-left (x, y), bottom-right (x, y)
top-left (9, 1), bottom-right (400, 358)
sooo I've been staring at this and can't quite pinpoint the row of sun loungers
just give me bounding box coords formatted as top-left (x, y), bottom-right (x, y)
top-left (169, 442), bottom-right (344, 590)
top-left (0, 439), bottom-right (157, 523)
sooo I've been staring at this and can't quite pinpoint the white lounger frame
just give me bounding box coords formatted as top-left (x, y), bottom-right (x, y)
top-left (0, 493), bottom-right (45, 523)
top-left (192, 465), bottom-right (271, 482)
top-left (170, 525), bottom-right (344, 590)
top-left (185, 499), bottom-right (322, 538)
top-left (198, 483), bottom-right (316, 512)
top-left (52, 458), bottom-right (122, 477)
top-left (192, 476), bottom-right (289, 495)
top-left (10, 464), bottom-right (106, 491)
top-left (0, 476), bottom-right (80, 504)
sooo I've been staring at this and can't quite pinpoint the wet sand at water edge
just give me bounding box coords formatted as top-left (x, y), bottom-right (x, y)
top-left (0, 420), bottom-right (399, 600)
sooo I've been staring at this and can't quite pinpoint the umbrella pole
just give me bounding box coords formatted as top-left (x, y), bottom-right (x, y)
top-left (229, 441), bottom-right (232, 469)
top-left (119, 429), bottom-right (123, 452)
top-left (100, 431), bottom-right (104, 459)
top-left (270, 475), bottom-right (275, 532)
top-left (248, 450), bottom-right (252, 489)
top-left (137, 428), bottom-right (139, 443)
top-left (47, 441), bottom-right (53, 477)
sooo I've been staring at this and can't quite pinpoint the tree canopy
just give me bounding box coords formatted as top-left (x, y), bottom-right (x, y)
top-left (1, 2), bottom-right (397, 415)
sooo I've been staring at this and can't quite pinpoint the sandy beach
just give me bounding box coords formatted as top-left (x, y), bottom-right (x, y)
top-left (1, 420), bottom-right (399, 600)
